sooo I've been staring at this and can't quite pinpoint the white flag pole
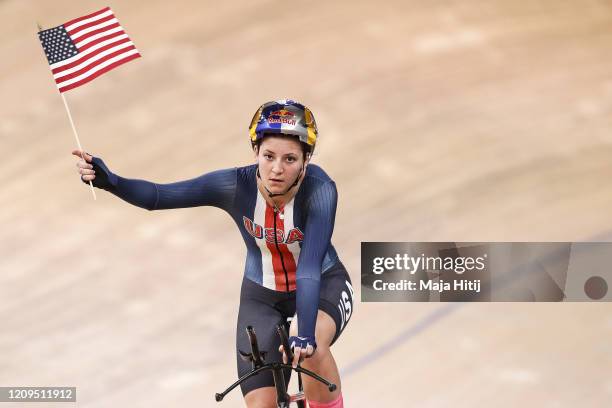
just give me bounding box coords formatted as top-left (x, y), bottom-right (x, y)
top-left (38, 21), bottom-right (96, 200)
top-left (61, 93), bottom-right (97, 200)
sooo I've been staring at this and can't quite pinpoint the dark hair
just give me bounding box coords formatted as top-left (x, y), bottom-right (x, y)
top-left (253, 133), bottom-right (312, 160)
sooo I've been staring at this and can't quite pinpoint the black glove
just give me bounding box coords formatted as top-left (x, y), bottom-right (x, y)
top-left (81, 156), bottom-right (118, 191)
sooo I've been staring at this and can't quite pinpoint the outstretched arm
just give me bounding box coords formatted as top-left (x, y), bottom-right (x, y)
top-left (73, 150), bottom-right (236, 211)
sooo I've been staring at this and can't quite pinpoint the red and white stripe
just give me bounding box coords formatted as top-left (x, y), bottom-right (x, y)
top-left (282, 199), bottom-right (302, 286)
top-left (254, 192), bottom-right (300, 291)
top-left (52, 7), bottom-right (140, 93)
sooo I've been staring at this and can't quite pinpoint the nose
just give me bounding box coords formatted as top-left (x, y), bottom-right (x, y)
top-left (271, 158), bottom-right (284, 174)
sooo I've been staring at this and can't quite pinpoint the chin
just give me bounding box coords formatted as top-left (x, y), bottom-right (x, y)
top-left (266, 183), bottom-right (288, 194)
top-left (268, 187), bottom-right (286, 194)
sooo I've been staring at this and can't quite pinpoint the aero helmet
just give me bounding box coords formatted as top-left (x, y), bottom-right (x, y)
top-left (249, 99), bottom-right (318, 152)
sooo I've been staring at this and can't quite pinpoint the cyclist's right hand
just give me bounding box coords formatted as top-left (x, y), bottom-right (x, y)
top-left (71, 149), bottom-right (116, 190)
top-left (72, 150), bottom-right (95, 181)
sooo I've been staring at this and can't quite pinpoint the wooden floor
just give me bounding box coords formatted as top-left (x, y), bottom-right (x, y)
top-left (1, 0), bottom-right (611, 406)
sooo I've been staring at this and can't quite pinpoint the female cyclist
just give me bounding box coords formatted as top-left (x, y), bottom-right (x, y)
top-left (72, 99), bottom-right (353, 408)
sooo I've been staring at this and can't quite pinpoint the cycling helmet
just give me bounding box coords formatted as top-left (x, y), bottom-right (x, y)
top-left (249, 99), bottom-right (318, 152)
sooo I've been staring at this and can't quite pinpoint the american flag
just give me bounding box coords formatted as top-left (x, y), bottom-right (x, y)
top-left (38, 7), bottom-right (141, 93)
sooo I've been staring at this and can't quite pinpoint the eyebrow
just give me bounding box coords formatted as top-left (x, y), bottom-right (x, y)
top-left (263, 149), bottom-right (298, 157)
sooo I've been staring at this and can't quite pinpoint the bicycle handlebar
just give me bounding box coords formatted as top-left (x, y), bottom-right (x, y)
top-left (216, 325), bottom-right (336, 404)
top-left (246, 326), bottom-right (264, 368)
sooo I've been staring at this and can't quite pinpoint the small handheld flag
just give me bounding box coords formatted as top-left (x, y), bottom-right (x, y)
top-left (37, 7), bottom-right (141, 200)
top-left (38, 6), bottom-right (140, 93)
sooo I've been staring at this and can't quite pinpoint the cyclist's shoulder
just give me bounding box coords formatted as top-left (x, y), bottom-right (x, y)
top-left (235, 163), bottom-right (257, 181)
top-left (304, 163), bottom-right (334, 186)
top-left (297, 164), bottom-right (337, 206)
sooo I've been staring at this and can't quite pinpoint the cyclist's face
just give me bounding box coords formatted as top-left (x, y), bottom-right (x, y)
top-left (255, 136), bottom-right (307, 194)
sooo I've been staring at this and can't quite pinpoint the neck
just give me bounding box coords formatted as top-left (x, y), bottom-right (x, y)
top-left (256, 167), bottom-right (304, 208)
top-left (256, 178), bottom-right (295, 208)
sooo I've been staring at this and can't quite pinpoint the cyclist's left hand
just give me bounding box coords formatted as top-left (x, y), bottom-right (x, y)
top-left (279, 336), bottom-right (317, 368)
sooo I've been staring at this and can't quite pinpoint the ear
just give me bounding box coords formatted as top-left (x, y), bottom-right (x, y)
top-left (253, 145), bottom-right (259, 162)
top-left (304, 152), bottom-right (312, 167)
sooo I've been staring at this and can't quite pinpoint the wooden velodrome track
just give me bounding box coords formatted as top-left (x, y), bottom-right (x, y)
top-left (2, 0), bottom-right (612, 406)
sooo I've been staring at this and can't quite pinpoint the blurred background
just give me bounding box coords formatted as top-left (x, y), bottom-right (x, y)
top-left (1, 0), bottom-right (611, 406)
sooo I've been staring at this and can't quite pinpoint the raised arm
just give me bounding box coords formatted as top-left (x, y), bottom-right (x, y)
top-left (72, 150), bottom-right (236, 211)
